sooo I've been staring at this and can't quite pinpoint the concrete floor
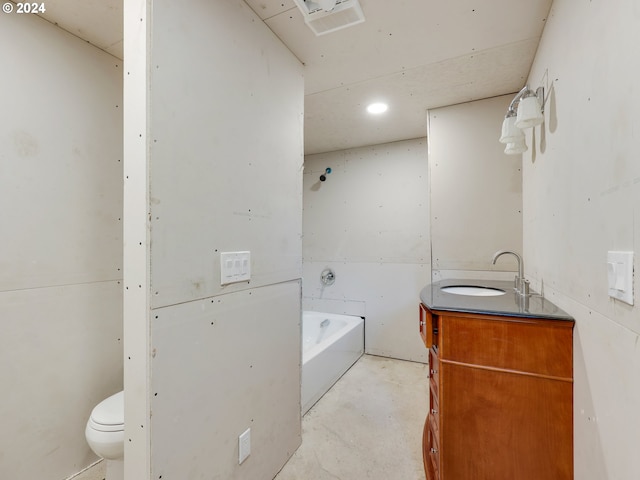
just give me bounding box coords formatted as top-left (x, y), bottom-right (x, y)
top-left (75, 354), bottom-right (428, 480)
top-left (275, 354), bottom-right (429, 480)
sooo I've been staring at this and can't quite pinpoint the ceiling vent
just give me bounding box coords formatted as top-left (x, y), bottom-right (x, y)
top-left (293, 0), bottom-right (365, 36)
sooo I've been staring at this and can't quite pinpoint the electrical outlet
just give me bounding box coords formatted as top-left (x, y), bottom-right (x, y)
top-left (239, 428), bottom-right (251, 464)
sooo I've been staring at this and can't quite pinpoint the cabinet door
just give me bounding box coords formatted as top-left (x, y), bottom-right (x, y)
top-left (439, 362), bottom-right (573, 480)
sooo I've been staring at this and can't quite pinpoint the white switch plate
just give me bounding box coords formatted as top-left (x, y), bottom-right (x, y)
top-left (220, 251), bottom-right (251, 285)
top-left (239, 427), bottom-right (251, 464)
top-left (607, 251), bottom-right (634, 305)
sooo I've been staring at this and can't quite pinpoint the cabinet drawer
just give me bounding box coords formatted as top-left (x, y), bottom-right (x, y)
top-left (419, 303), bottom-right (431, 348)
top-left (420, 303), bottom-right (439, 349)
top-left (427, 413), bottom-right (440, 479)
top-left (429, 347), bottom-right (439, 397)
top-left (429, 385), bottom-right (439, 436)
top-left (440, 314), bottom-right (573, 378)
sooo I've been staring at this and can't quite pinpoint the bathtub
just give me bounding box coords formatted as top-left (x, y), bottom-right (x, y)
top-left (302, 311), bottom-right (364, 414)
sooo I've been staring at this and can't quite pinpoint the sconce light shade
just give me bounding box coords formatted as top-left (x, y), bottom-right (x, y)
top-left (515, 95), bottom-right (544, 129)
top-left (504, 138), bottom-right (528, 155)
top-left (499, 115), bottom-right (524, 144)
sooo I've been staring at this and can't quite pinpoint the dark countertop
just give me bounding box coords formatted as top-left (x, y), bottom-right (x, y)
top-left (420, 279), bottom-right (574, 321)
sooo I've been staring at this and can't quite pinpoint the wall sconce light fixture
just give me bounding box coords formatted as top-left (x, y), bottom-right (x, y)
top-left (499, 85), bottom-right (545, 155)
top-left (504, 139), bottom-right (528, 155)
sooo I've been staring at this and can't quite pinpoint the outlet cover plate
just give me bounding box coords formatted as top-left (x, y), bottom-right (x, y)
top-left (239, 428), bottom-right (251, 464)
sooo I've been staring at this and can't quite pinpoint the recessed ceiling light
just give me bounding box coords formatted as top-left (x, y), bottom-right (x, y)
top-left (367, 102), bottom-right (388, 114)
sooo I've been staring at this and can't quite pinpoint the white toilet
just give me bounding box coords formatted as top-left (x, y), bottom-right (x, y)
top-left (85, 390), bottom-right (124, 480)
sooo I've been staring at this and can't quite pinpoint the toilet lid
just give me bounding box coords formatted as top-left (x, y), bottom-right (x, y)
top-left (90, 390), bottom-right (124, 428)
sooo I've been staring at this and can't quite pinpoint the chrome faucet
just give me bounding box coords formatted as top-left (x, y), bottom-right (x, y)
top-left (492, 250), bottom-right (529, 296)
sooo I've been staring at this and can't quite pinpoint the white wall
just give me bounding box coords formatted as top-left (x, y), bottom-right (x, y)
top-left (523, 1), bottom-right (640, 478)
top-left (301, 100), bottom-right (522, 363)
top-left (303, 139), bottom-right (430, 362)
top-left (124, 0), bottom-right (304, 478)
top-left (428, 95), bottom-right (523, 280)
top-left (0, 12), bottom-right (123, 480)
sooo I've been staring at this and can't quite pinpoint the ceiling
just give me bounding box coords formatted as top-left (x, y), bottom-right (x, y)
top-left (34, 0), bottom-right (553, 155)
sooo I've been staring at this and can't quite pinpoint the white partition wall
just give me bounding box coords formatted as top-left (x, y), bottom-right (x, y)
top-left (124, 0), bottom-right (304, 478)
top-left (0, 11), bottom-right (123, 480)
top-left (123, 0), bottom-right (150, 477)
top-left (523, 1), bottom-right (640, 478)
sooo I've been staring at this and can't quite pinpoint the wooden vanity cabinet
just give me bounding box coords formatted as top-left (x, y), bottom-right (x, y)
top-left (420, 303), bottom-right (574, 480)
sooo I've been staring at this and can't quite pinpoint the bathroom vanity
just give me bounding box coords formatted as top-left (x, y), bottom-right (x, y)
top-left (419, 280), bottom-right (574, 480)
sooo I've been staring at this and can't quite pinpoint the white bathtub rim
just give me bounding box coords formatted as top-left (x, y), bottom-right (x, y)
top-left (302, 311), bottom-right (364, 364)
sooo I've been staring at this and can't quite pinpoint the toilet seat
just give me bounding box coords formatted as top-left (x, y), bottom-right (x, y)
top-left (88, 417), bottom-right (124, 433)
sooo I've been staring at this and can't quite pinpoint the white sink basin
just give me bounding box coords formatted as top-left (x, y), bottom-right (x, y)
top-left (441, 285), bottom-right (506, 297)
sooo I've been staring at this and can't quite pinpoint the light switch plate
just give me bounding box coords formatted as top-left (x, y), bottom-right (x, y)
top-left (607, 251), bottom-right (634, 305)
top-left (220, 251), bottom-right (251, 285)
